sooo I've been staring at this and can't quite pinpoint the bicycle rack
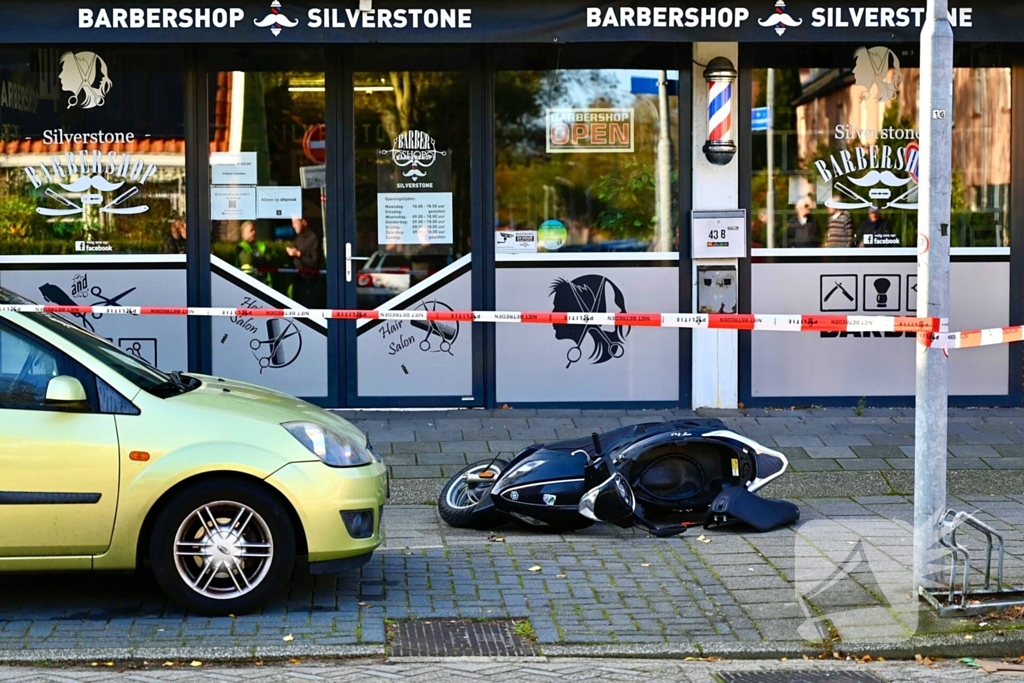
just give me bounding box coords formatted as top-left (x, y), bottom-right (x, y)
top-left (921, 509), bottom-right (1024, 616)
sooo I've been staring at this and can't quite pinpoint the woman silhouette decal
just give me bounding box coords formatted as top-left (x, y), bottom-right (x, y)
top-left (549, 275), bottom-right (631, 368)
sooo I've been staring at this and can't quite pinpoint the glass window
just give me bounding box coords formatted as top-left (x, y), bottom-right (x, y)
top-left (495, 58), bottom-right (679, 253)
top-left (751, 45), bottom-right (1011, 250)
top-left (0, 47), bottom-right (186, 256)
top-left (0, 323), bottom-right (59, 408)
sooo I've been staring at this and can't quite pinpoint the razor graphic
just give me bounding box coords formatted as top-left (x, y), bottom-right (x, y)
top-left (824, 281), bottom-right (854, 303)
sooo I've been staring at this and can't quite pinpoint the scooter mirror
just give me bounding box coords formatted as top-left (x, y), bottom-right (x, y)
top-left (578, 471), bottom-right (636, 522)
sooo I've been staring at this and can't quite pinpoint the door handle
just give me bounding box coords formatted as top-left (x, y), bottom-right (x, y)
top-left (345, 242), bottom-right (352, 282)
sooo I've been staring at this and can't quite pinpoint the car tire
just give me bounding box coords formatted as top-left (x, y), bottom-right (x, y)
top-left (438, 459), bottom-right (507, 529)
top-left (149, 478), bottom-right (296, 616)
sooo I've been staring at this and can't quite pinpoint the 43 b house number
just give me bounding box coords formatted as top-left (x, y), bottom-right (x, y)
top-left (709, 228), bottom-right (727, 241)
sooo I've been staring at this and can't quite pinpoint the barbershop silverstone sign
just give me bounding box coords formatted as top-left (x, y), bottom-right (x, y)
top-left (0, 1), bottom-right (1014, 43)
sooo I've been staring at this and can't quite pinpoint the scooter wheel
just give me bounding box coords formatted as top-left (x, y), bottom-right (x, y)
top-left (438, 459), bottom-right (507, 529)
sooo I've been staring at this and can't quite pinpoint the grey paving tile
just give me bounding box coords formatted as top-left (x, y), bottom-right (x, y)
top-left (983, 458), bottom-right (1024, 470)
top-left (838, 458), bottom-right (891, 471)
top-left (805, 447), bottom-right (857, 459)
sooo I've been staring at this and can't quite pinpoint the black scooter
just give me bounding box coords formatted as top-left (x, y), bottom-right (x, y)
top-left (438, 418), bottom-right (798, 536)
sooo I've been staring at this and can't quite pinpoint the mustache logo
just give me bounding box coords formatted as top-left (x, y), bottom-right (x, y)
top-left (58, 175), bottom-right (125, 192)
top-left (254, 12), bottom-right (299, 27)
top-left (403, 169), bottom-right (427, 178)
top-left (847, 170), bottom-right (914, 188)
top-left (757, 9), bottom-right (802, 35)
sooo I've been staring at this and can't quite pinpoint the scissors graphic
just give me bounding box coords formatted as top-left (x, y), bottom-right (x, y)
top-left (409, 299), bottom-right (459, 355)
top-left (250, 319), bottom-right (302, 372)
top-left (565, 276), bottom-right (624, 368)
top-left (88, 285), bottom-right (137, 321)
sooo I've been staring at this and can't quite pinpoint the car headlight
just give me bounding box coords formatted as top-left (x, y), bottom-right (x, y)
top-left (282, 421), bottom-right (374, 468)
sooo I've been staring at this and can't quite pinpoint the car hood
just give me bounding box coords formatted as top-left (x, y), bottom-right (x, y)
top-left (164, 374), bottom-right (366, 445)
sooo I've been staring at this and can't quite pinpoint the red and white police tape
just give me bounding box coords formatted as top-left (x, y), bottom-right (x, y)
top-left (1, 302), bottom-right (951, 334)
top-left (4, 303), bottom-right (1017, 350)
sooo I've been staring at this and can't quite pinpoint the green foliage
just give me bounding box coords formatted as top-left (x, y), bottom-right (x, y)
top-left (589, 159), bottom-right (677, 240)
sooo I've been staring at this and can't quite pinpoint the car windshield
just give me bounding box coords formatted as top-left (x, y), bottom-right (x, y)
top-left (26, 311), bottom-right (174, 391)
top-left (1, 285), bottom-right (184, 393)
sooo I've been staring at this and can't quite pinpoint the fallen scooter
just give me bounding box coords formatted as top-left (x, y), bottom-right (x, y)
top-left (438, 419), bottom-right (799, 536)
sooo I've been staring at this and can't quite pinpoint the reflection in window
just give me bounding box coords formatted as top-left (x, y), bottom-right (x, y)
top-left (209, 70), bottom-right (326, 308)
top-left (752, 56), bottom-right (1010, 249)
top-left (495, 69), bottom-right (679, 253)
top-left (0, 48), bottom-right (186, 256)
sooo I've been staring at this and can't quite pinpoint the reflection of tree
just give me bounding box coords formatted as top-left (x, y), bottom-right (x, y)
top-left (494, 69), bottom-right (676, 247)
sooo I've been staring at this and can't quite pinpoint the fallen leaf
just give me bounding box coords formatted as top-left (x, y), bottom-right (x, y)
top-left (979, 621), bottom-right (990, 627)
top-left (104, 663), bottom-right (113, 667)
top-left (528, 565), bottom-right (541, 572)
top-left (162, 662), bottom-right (175, 667)
top-left (780, 657), bottom-right (788, 661)
top-left (283, 634), bottom-right (294, 642)
top-left (256, 661), bottom-right (264, 666)
top-left (834, 652), bottom-right (842, 660)
top-left (878, 657), bottom-right (886, 662)
top-left (289, 658), bottom-right (302, 665)
top-left (859, 655), bottom-right (872, 663)
top-left (190, 661), bottom-right (203, 667)
top-left (556, 574), bottom-right (567, 578)
top-left (696, 535), bottom-right (711, 543)
top-left (488, 535), bottom-right (505, 543)
top-left (802, 655), bottom-right (811, 661)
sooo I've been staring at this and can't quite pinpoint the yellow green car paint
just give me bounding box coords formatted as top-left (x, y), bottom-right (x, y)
top-left (0, 287), bottom-right (387, 615)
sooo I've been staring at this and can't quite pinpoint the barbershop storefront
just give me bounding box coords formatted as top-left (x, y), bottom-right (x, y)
top-left (0, 1), bottom-right (1021, 409)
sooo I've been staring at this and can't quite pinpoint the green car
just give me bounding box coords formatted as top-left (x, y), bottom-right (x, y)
top-left (0, 286), bottom-right (387, 615)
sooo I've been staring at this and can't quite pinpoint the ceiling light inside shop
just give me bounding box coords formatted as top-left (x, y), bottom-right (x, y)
top-left (287, 86), bottom-right (394, 92)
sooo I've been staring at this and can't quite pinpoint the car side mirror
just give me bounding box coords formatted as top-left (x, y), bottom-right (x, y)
top-left (45, 375), bottom-right (87, 405)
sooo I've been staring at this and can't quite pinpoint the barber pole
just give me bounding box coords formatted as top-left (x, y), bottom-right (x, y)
top-left (702, 57), bottom-right (738, 165)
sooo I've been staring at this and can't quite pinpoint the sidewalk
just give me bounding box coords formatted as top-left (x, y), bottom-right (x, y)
top-left (0, 406), bottom-right (1022, 665)
top-left (1, 493), bottom-right (1023, 663)
top-left (332, 406), bottom-right (1024, 501)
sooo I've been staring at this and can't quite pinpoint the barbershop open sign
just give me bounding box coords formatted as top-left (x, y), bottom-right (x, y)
top-left (546, 108), bottom-right (634, 154)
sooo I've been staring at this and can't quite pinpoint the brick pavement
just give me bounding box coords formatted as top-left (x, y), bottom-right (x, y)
top-left (2, 494), bottom-right (1024, 662)
top-left (334, 407), bottom-right (1024, 481)
top-left (0, 657), bottom-right (995, 682)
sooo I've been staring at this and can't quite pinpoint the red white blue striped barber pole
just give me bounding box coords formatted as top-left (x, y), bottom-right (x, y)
top-left (708, 77), bottom-right (732, 144)
top-left (905, 141), bottom-right (920, 183)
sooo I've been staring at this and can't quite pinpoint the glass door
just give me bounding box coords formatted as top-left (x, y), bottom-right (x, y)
top-left (206, 47), bottom-right (331, 400)
top-left (345, 47), bottom-right (478, 405)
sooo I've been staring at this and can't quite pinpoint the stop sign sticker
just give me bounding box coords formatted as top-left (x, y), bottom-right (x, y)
top-left (302, 124), bottom-right (326, 164)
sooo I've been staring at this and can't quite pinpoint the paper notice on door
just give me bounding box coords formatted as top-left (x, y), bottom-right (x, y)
top-left (211, 151), bottom-right (257, 185)
top-left (211, 186), bottom-right (256, 220)
top-left (256, 186), bottom-right (303, 219)
top-left (377, 192), bottom-right (453, 245)
top-left (495, 230), bottom-right (537, 254)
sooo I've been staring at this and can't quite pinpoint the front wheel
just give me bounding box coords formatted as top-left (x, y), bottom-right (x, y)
top-left (149, 479), bottom-right (296, 616)
top-left (438, 459), bottom-right (506, 529)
